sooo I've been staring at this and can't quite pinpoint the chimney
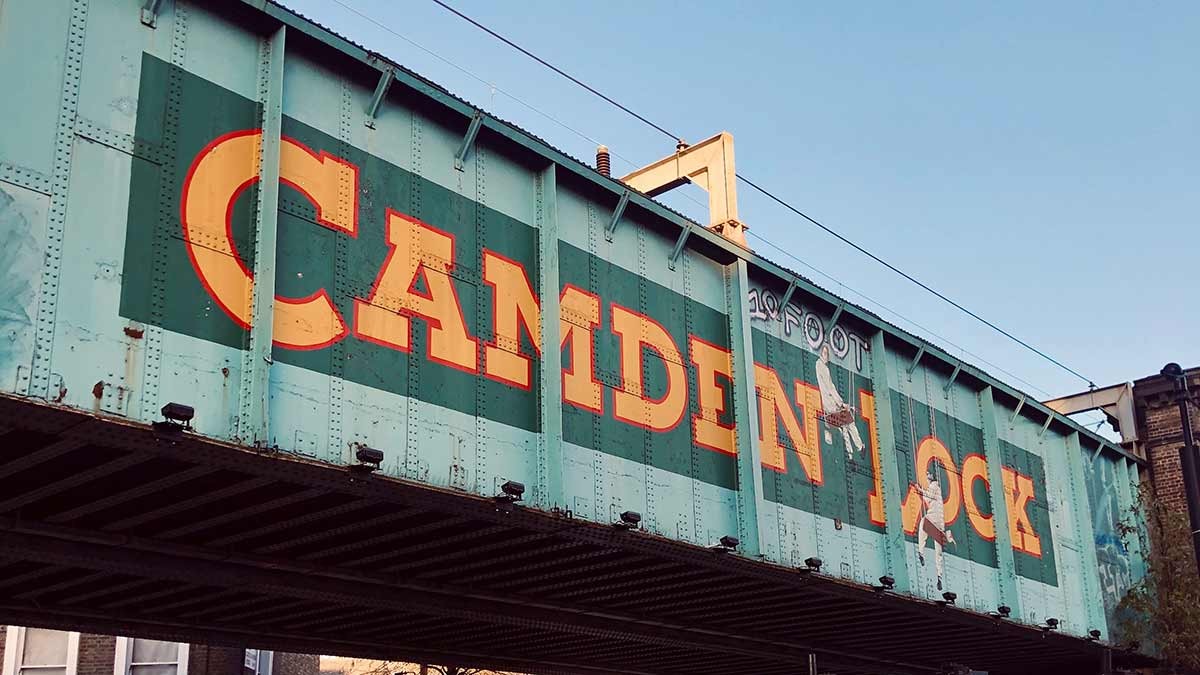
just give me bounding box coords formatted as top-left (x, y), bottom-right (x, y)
top-left (595, 145), bottom-right (611, 177)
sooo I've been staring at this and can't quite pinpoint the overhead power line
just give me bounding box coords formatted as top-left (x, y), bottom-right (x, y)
top-left (375, 0), bottom-right (1097, 389)
top-left (427, 0), bottom-right (680, 142)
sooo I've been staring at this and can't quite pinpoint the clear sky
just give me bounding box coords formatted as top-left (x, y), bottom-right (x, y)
top-left (285, 0), bottom-right (1197, 428)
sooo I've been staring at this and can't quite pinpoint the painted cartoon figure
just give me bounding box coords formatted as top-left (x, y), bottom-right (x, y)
top-left (916, 470), bottom-right (957, 590)
top-left (815, 344), bottom-right (865, 459)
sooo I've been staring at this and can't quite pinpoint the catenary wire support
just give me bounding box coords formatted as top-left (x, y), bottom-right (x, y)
top-left (778, 278), bottom-right (798, 318)
top-left (140, 0), bottom-right (162, 27)
top-left (604, 190), bottom-right (629, 242)
top-left (454, 110), bottom-right (483, 171)
top-left (667, 225), bottom-right (692, 271)
top-left (363, 63), bottom-right (394, 128)
top-left (906, 345), bottom-right (926, 380)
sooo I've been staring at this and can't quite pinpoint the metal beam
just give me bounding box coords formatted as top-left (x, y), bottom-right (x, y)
top-left (728, 259), bottom-right (765, 558)
top-left (1064, 431), bottom-right (1106, 638)
top-left (1038, 413), bottom-right (1054, 438)
top-left (454, 110), bottom-right (484, 171)
top-left (604, 190), bottom-right (630, 241)
top-left (363, 64), bottom-right (394, 127)
top-left (870, 330), bottom-right (911, 592)
top-left (778, 278), bottom-right (798, 318)
top-left (943, 362), bottom-right (962, 394)
top-left (980, 386), bottom-right (1020, 618)
top-left (906, 345), bottom-right (926, 379)
top-left (619, 131), bottom-right (747, 247)
top-left (536, 164), bottom-right (563, 510)
top-left (668, 224), bottom-right (692, 270)
top-left (140, 0), bottom-right (163, 27)
top-left (0, 528), bottom-right (909, 670)
top-left (239, 25), bottom-right (286, 446)
top-left (1119, 460), bottom-right (1148, 583)
top-left (826, 302), bottom-right (845, 333)
top-left (1010, 394), bottom-right (1026, 424)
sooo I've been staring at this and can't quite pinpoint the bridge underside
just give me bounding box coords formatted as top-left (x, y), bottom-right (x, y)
top-left (0, 395), bottom-right (1143, 675)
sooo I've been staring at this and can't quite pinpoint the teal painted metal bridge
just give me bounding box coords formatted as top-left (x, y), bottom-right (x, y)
top-left (0, 1), bottom-right (1150, 673)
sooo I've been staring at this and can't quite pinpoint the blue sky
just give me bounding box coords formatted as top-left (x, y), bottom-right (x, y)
top-left (286, 0), bottom-right (1197, 426)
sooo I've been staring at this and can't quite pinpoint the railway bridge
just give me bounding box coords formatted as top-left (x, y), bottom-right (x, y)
top-left (0, 1), bottom-right (1151, 673)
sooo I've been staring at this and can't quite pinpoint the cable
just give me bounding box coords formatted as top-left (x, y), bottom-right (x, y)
top-left (421, 0), bottom-right (1097, 389)
top-left (735, 175), bottom-right (1094, 387)
top-left (427, 0), bottom-right (682, 142)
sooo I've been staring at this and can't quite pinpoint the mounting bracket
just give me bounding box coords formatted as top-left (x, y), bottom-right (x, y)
top-left (364, 65), bottom-right (395, 128)
top-left (604, 191), bottom-right (630, 242)
top-left (454, 111), bottom-right (483, 171)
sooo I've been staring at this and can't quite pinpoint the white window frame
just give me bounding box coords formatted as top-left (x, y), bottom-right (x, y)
top-left (2, 627), bottom-right (80, 675)
top-left (112, 638), bottom-right (188, 675)
top-left (243, 650), bottom-right (272, 675)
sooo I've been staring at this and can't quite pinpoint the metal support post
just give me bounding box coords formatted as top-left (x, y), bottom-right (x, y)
top-left (239, 25), bottom-right (286, 446)
top-left (980, 386), bottom-right (1021, 616)
top-left (1162, 363), bottom-right (1200, 575)
top-left (727, 259), bottom-right (764, 557)
top-left (1065, 432), bottom-right (1107, 637)
top-left (870, 330), bottom-right (911, 592)
top-left (535, 165), bottom-right (563, 510)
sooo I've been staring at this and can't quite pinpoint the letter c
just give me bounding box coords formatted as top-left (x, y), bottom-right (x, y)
top-left (180, 130), bottom-right (359, 350)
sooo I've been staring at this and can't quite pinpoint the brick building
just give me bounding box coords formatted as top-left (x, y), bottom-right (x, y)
top-left (1134, 365), bottom-right (1200, 515)
top-left (0, 627), bottom-right (317, 675)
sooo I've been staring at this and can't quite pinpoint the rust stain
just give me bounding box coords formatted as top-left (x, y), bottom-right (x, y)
top-left (124, 326), bottom-right (145, 339)
top-left (53, 386), bottom-right (67, 403)
top-left (92, 381), bottom-right (104, 399)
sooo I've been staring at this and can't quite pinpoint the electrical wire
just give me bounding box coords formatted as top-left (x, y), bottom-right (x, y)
top-left (426, 0), bottom-right (681, 142)
top-left (420, 0), bottom-right (1098, 390)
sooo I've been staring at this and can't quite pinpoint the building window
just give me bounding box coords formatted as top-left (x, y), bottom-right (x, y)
top-left (113, 639), bottom-right (188, 675)
top-left (2, 627), bottom-right (80, 675)
top-left (243, 650), bottom-right (272, 675)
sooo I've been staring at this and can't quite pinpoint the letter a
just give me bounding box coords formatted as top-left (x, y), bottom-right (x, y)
top-left (353, 210), bottom-right (476, 372)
